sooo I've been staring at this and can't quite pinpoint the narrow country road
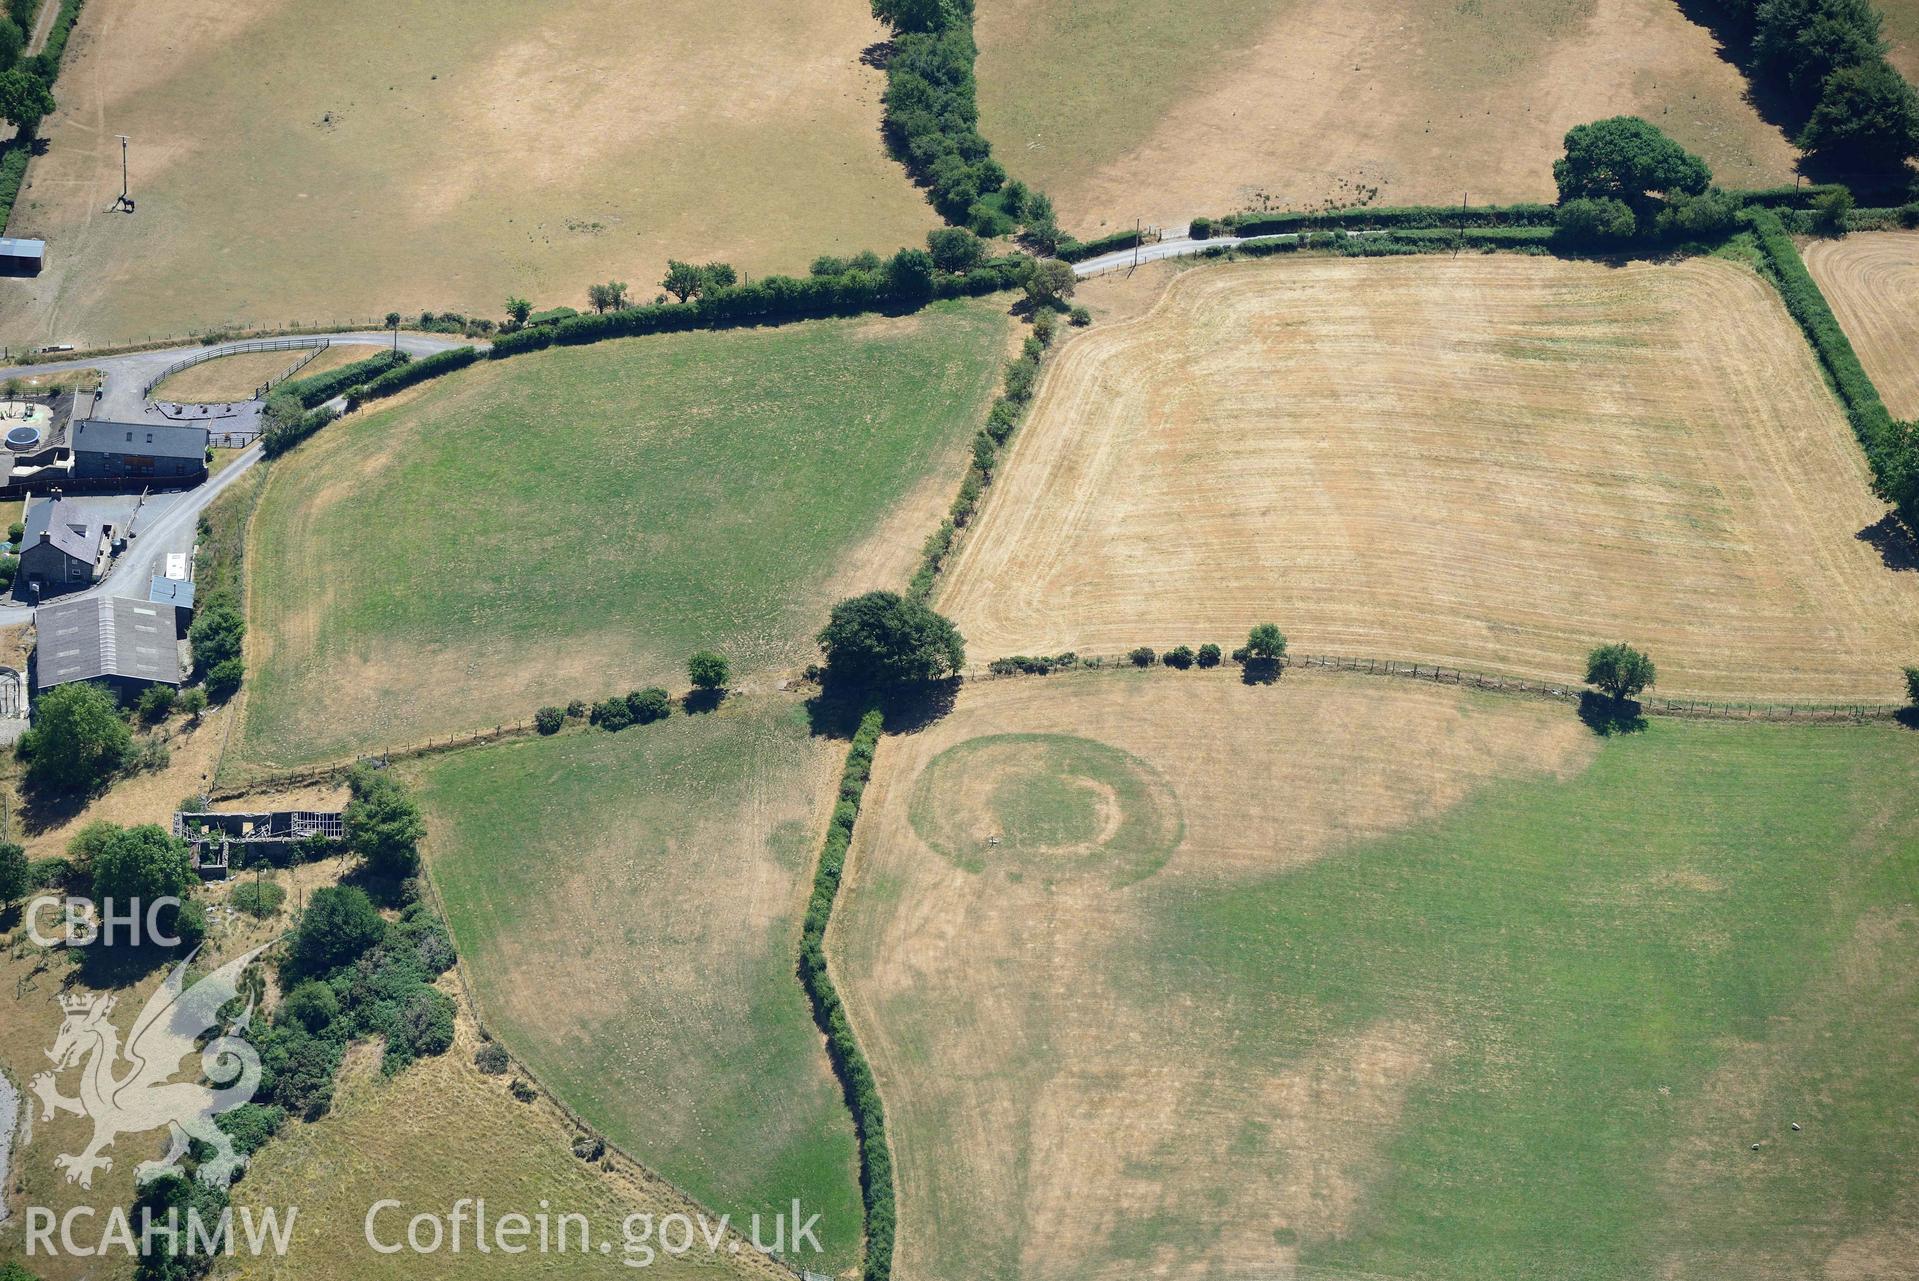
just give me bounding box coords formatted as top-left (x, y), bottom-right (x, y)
top-left (0, 330), bottom-right (483, 627)
top-left (1072, 228), bottom-right (1387, 277)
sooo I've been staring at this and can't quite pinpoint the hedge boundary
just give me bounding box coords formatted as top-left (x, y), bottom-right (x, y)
top-left (277, 349), bottom-right (407, 408)
top-left (0, 0), bottom-right (86, 231)
top-left (1226, 202), bottom-right (1557, 236)
top-left (797, 708), bottom-right (894, 1281)
top-left (1744, 208), bottom-right (1896, 459)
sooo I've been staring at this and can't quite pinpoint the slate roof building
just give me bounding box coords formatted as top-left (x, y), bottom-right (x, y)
top-left (17, 497), bottom-right (109, 599)
top-left (71, 419), bottom-right (208, 481)
top-left (34, 596), bottom-right (183, 692)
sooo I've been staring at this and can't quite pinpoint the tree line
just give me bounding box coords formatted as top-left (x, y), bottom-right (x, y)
top-left (1697, 0), bottom-right (1919, 178)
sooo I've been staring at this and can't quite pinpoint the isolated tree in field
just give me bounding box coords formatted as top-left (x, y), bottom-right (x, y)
top-left (1246, 623), bottom-right (1288, 661)
top-left (817, 591), bottom-right (965, 691)
top-left (1903, 664), bottom-right (1919, 705)
top-left (505, 296), bottom-right (532, 326)
top-left (1798, 59), bottom-right (1919, 169)
top-left (1022, 258), bottom-right (1076, 310)
top-left (344, 765), bottom-right (425, 878)
top-left (0, 67), bottom-right (52, 131)
top-left (0, 840), bottom-right (28, 907)
top-left (688, 651), bottom-right (730, 692)
top-left (1553, 117), bottom-right (1711, 207)
top-left (1585, 642), bottom-right (1656, 704)
top-left (20, 681), bottom-right (131, 794)
top-left (289, 885), bottom-right (386, 978)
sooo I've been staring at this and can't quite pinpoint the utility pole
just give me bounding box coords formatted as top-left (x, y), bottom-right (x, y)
top-left (115, 136), bottom-right (131, 212)
top-left (1132, 216), bottom-right (1140, 271)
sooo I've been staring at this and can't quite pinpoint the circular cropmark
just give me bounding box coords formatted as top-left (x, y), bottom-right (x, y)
top-left (907, 733), bottom-right (1183, 884)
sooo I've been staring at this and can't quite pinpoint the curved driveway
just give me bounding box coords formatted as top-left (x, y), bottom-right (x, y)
top-left (0, 330), bottom-right (482, 627)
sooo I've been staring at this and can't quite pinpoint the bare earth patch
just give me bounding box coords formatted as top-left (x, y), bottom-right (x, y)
top-left (978, 0), bottom-right (1796, 233)
top-left (1801, 231), bottom-right (1919, 419)
top-left (830, 669), bottom-right (1592, 1281)
top-left (0, 0), bottom-right (934, 346)
top-left (938, 255), bottom-right (1919, 703)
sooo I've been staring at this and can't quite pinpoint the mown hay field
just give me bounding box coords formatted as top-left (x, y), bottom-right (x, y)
top-left (234, 299), bottom-right (1008, 773)
top-left (830, 668), bottom-right (1919, 1281)
top-left (0, 0), bottom-right (935, 347)
top-left (974, 0), bottom-right (1797, 235)
top-left (1801, 231), bottom-right (1919, 419)
top-left (938, 255), bottom-right (1919, 703)
top-left (414, 698), bottom-right (861, 1274)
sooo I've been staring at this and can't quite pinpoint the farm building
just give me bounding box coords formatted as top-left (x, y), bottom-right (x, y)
top-left (174, 809), bottom-right (345, 879)
top-left (0, 237), bottom-right (44, 275)
top-left (16, 497), bottom-right (110, 599)
top-left (33, 595), bottom-right (183, 693)
top-left (72, 419), bottom-right (208, 481)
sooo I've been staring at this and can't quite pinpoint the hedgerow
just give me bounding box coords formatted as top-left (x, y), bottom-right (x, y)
top-left (357, 344), bottom-right (479, 397)
top-left (277, 349), bottom-right (407, 408)
top-left (1745, 206), bottom-right (1919, 530)
top-left (1228, 203), bottom-right (1557, 237)
top-left (1058, 228), bottom-right (1145, 262)
top-left (797, 709), bottom-right (894, 1281)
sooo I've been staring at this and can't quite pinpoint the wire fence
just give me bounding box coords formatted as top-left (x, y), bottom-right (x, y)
top-left (967, 649), bottom-right (1905, 722)
top-left (209, 717), bottom-right (541, 799)
top-left (141, 336), bottom-right (330, 399)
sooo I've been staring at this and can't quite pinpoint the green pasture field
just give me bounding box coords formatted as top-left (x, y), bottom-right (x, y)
top-left (413, 698), bottom-right (862, 1275)
top-left (234, 298), bottom-right (1007, 772)
top-left (1148, 718), bottom-right (1919, 1277)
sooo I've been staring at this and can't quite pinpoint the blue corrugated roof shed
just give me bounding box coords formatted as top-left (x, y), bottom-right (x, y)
top-left (149, 575), bottom-right (195, 609)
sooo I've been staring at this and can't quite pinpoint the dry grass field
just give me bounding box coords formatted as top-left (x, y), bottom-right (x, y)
top-left (829, 668), bottom-right (1919, 1280)
top-left (289, 341), bottom-right (386, 379)
top-left (0, 0), bottom-right (934, 347)
top-left (1802, 231), bottom-right (1919, 419)
top-left (152, 349), bottom-right (309, 402)
top-left (939, 255), bottom-right (1919, 703)
top-left (1884, 0), bottom-right (1919, 79)
top-left (227, 1010), bottom-right (790, 1281)
top-left (974, 0), bottom-right (1797, 235)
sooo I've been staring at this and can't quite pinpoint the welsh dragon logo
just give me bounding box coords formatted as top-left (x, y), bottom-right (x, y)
top-left (30, 943), bottom-right (270, 1190)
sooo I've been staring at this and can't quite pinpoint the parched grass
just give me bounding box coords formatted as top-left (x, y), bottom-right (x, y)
top-left (226, 1012), bottom-right (791, 1281)
top-left (414, 697), bottom-right (863, 1275)
top-left (153, 349), bottom-right (305, 403)
top-left (834, 671), bottom-right (1919, 1281)
top-left (975, 0), bottom-right (1796, 230)
top-left (0, 0), bottom-right (935, 347)
top-left (235, 299), bottom-right (1008, 771)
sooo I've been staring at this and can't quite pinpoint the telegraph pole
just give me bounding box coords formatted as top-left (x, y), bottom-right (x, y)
top-left (1132, 216), bottom-right (1140, 271)
top-left (114, 135), bottom-right (131, 211)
